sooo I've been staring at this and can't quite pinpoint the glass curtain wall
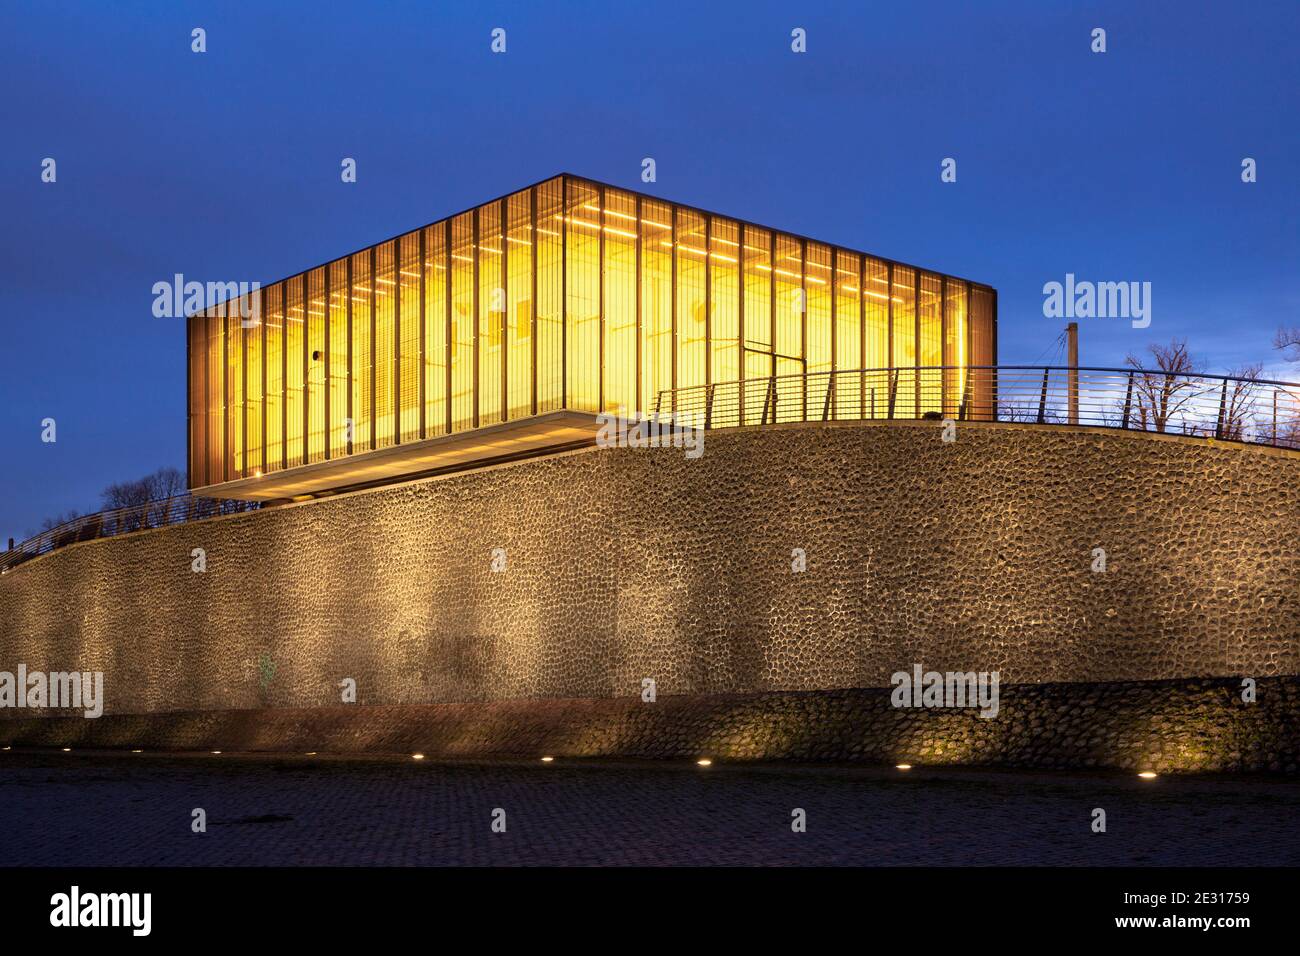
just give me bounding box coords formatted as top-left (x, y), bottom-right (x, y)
top-left (188, 175), bottom-right (994, 487)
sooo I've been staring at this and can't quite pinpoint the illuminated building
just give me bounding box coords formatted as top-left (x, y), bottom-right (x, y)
top-left (187, 174), bottom-right (995, 500)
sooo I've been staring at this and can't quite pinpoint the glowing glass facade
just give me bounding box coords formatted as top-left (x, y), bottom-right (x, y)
top-left (187, 174), bottom-right (996, 492)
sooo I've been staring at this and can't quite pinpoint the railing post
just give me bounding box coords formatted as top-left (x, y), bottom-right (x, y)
top-left (822, 375), bottom-right (835, 422)
top-left (1036, 368), bottom-right (1050, 424)
top-left (761, 376), bottom-right (775, 425)
top-left (1066, 322), bottom-right (1079, 426)
top-left (958, 379), bottom-right (970, 422)
top-left (654, 390), bottom-right (663, 419)
top-left (704, 384), bottom-right (714, 431)
top-left (1121, 371), bottom-right (1134, 429)
top-left (887, 370), bottom-right (897, 419)
top-left (1215, 380), bottom-right (1229, 440)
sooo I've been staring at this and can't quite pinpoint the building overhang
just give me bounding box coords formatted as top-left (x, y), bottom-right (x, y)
top-left (192, 410), bottom-right (603, 502)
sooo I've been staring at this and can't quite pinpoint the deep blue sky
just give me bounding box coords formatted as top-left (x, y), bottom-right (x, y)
top-left (2, 0), bottom-right (1297, 540)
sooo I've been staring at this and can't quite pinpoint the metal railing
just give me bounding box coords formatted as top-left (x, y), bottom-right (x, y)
top-left (655, 364), bottom-right (1300, 448)
top-left (1, 495), bottom-right (259, 573)
top-left (6, 365), bottom-right (1295, 574)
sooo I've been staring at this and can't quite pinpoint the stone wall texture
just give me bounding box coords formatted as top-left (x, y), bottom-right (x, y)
top-left (1, 421), bottom-right (1297, 724)
top-left (2, 678), bottom-right (1296, 775)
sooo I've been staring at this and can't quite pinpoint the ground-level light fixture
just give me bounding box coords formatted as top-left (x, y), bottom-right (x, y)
top-left (411, 753), bottom-right (425, 760)
top-left (131, 749), bottom-right (142, 753)
top-left (696, 758), bottom-right (713, 767)
top-left (1138, 771), bottom-right (1158, 779)
top-left (540, 756), bottom-right (554, 762)
top-left (61, 748), bottom-right (71, 752)
top-left (896, 763), bottom-right (913, 770)
top-left (210, 750), bottom-right (222, 755)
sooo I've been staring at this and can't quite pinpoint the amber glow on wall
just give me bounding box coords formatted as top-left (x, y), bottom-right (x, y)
top-left (188, 174), bottom-right (995, 489)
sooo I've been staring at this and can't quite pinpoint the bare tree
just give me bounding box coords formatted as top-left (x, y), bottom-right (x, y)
top-left (39, 509), bottom-right (81, 533)
top-left (1275, 326), bottom-right (1300, 362)
top-left (19, 466), bottom-right (253, 555)
top-left (1271, 326), bottom-right (1300, 446)
top-left (150, 466), bottom-right (187, 500)
top-left (1124, 338), bottom-right (1202, 434)
top-left (1220, 362), bottom-right (1263, 441)
top-left (101, 466), bottom-right (186, 531)
top-left (101, 479), bottom-right (149, 513)
top-left (997, 398), bottom-right (1036, 423)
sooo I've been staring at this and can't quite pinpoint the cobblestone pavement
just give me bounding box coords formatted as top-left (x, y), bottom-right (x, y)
top-left (2, 751), bottom-right (1297, 866)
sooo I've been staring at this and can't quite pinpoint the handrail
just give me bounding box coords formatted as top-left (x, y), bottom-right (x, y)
top-left (973, 363), bottom-right (1300, 390)
top-left (663, 363), bottom-right (1300, 392)
top-left (653, 364), bottom-right (1300, 451)
top-left (1, 494), bottom-right (259, 573)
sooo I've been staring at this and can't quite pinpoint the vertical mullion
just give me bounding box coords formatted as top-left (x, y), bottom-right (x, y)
top-left (202, 315), bottom-right (208, 484)
top-left (966, 282), bottom-right (973, 406)
top-left (830, 246), bottom-right (837, 421)
top-left (634, 194), bottom-right (642, 416)
top-left (859, 256), bottom-right (866, 417)
top-left (241, 299), bottom-right (248, 476)
top-left (502, 200), bottom-right (509, 422)
top-left (561, 176), bottom-right (568, 409)
top-left (302, 274), bottom-right (310, 464)
top-left (200, 314), bottom-right (208, 485)
top-left (738, 226), bottom-right (746, 423)
top-left (991, 287), bottom-right (999, 414)
top-left (670, 203), bottom-right (678, 410)
top-left (472, 206), bottom-right (480, 429)
top-left (286, 280), bottom-right (293, 465)
top-left (280, 283), bottom-right (287, 467)
top-left (221, 303), bottom-right (228, 482)
top-left (201, 312), bottom-right (207, 485)
top-left (991, 287), bottom-right (998, 365)
top-left (185, 315), bottom-right (192, 488)
top-left (887, 262), bottom-right (894, 379)
top-left (186, 314), bottom-right (195, 486)
top-left (260, 291), bottom-right (267, 473)
top-left (967, 282), bottom-right (974, 381)
top-left (914, 270), bottom-right (921, 416)
top-left (941, 275), bottom-right (948, 415)
top-left (324, 264), bottom-right (331, 459)
top-left (598, 185), bottom-right (605, 413)
top-left (704, 214), bottom-right (711, 388)
top-left (225, 301), bottom-right (233, 482)
top-left (769, 231), bottom-right (776, 380)
top-left (418, 228), bottom-right (426, 440)
top-left (368, 249), bottom-right (376, 450)
top-left (444, 219), bottom-right (452, 435)
top-left (530, 188), bottom-right (538, 416)
top-left (394, 242), bottom-right (402, 446)
top-left (346, 259), bottom-right (353, 455)
top-left (800, 239), bottom-right (807, 420)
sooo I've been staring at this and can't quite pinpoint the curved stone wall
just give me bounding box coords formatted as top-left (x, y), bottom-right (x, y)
top-left (1, 421), bottom-right (1297, 720)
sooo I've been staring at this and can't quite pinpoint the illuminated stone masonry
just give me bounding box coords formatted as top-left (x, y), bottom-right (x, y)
top-left (1, 421), bottom-right (1296, 734)
top-left (2, 678), bottom-right (1296, 774)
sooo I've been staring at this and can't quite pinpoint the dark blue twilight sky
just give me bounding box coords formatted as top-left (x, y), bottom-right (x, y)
top-left (1, 0), bottom-right (1297, 539)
